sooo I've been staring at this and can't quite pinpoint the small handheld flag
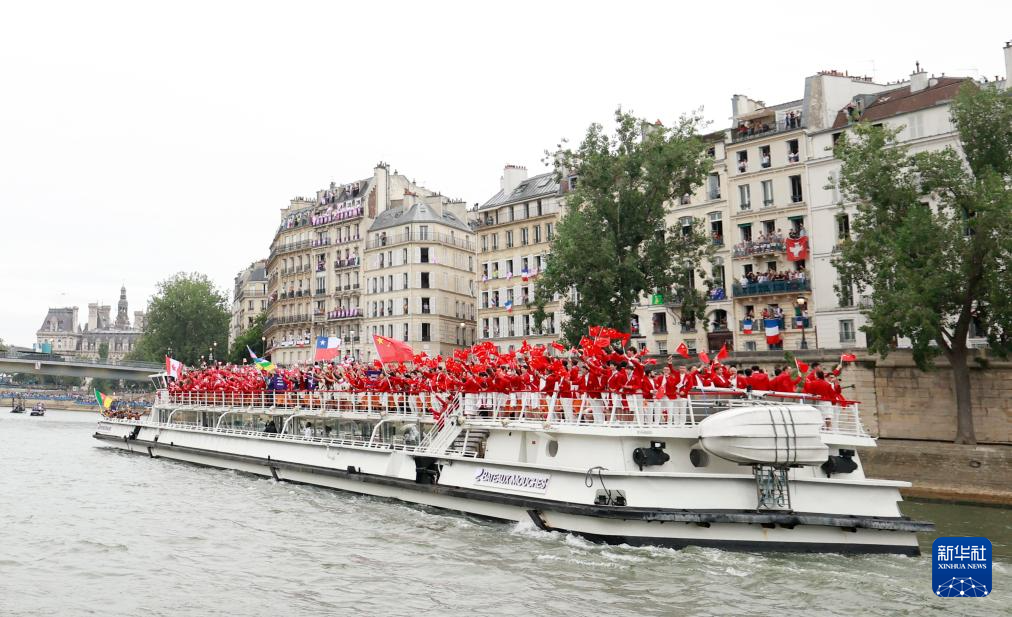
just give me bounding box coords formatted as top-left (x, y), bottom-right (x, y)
top-left (841, 353), bottom-right (857, 363)
top-left (675, 342), bottom-right (690, 359)
top-left (716, 343), bottom-right (729, 361)
top-left (795, 357), bottom-right (810, 373)
top-left (698, 351), bottom-right (711, 365)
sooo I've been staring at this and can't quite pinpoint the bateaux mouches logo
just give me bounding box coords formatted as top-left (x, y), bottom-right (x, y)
top-left (932, 537), bottom-right (991, 598)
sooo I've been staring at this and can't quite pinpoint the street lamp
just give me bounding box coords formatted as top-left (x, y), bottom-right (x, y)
top-left (459, 321), bottom-right (466, 347)
top-left (261, 336), bottom-right (267, 357)
top-left (796, 297), bottom-right (808, 349)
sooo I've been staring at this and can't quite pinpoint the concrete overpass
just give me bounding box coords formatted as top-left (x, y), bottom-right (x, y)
top-left (0, 351), bottom-right (162, 382)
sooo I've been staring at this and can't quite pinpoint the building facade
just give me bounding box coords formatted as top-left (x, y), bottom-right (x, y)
top-left (36, 287), bottom-right (146, 361)
top-left (476, 165), bottom-right (565, 350)
top-left (362, 194), bottom-right (476, 360)
top-left (265, 163), bottom-right (475, 366)
top-left (633, 135), bottom-right (732, 357)
top-left (229, 259), bottom-right (268, 349)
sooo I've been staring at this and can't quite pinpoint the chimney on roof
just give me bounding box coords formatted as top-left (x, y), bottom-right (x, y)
top-left (1004, 42), bottom-right (1012, 91)
top-left (501, 164), bottom-right (528, 196)
top-left (910, 62), bottom-right (929, 93)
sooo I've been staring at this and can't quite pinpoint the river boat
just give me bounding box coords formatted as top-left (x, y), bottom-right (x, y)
top-left (30, 402), bottom-right (46, 416)
top-left (94, 378), bottom-right (933, 555)
top-left (10, 394), bottom-right (26, 413)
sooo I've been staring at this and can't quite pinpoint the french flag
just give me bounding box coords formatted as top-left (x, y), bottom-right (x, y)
top-left (743, 319), bottom-right (753, 334)
top-left (504, 299), bottom-right (514, 313)
top-left (764, 319), bottom-right (782, 345)
top-left (314, 336), bottom-right (341, 361)
top-left (521, 267), bottom-right (530, 282)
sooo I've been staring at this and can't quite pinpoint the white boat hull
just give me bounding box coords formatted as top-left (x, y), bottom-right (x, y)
top-left (95, 420), bottom-right (926, 555)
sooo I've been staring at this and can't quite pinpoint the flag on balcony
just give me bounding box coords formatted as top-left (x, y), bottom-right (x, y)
top-left (521, 267), bottom-right (530, 282)
top-left (374, 335), bottom-right (414, 364)
top-left (786, 236), bottom-right (809, 261)
top-left (795, 356), bottom-right (809, 374)
top-left (743, 319), bottom-right (754, 334)
top-left (675, 341), bottom-right (690, 359)
top-left (716, 343), bottom-right (729, 361)
top-left (504, 299), bottom-right (513, 313)
top-left (764, 319), bottom-right (782, 344)
top-left (165, 356), bottom-right (183, 379)
top-left (841, 352), bottom-right (858, 363)
top-left (314, 336), bottom-right (341, 361)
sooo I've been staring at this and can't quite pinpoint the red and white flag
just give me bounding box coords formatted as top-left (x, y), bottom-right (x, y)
top-left (786, 236), bottom-right (809, 261)
top-left (165, 356), bottom-right (183, 379)
top-left (315, 336), bottom-right (341, 362)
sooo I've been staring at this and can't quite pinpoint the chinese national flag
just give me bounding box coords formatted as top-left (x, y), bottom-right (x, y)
top-left (698, 351), bottom-right (711, 365)
top-left (795, 357), bottom-right (809, 373)
top-left (841, 353), bottom-right (857, 363)
top-left (373, 335), bottom-right (414, 364)
top-left (550, 341), bottom-right (566, 352)
top-left (716, 343), bottom-right (729, 361)
top-left (675, 342), bottom-right (690, 359)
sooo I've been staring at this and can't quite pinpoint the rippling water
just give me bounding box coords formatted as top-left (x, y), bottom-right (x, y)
top-left (1, 410), bottom-right (1009, 616)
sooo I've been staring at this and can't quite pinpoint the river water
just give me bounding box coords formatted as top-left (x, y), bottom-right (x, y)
top-left (1, 410), bottom-right (1008, 617)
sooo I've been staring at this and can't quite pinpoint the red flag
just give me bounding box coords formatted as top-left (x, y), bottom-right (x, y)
top-left (593, 337), bottom-right (611, 348)
top-left (698, 351), bottom-right (710, 365)
top-left (795, 357), bottom-right (809, 373)
top-left (550, 341), bottom-right (566, 352)
top-left (785, 236), bottom-right (809, 261)
top-left (841, 353), bottom-right (857, 363)
top-left (520, 340), bottom-right (532, 353)
top-left (675, 342), bottom-right (690, 359)
top-left (373, 335), bottom-right (414, 364)
top-left (716, 344), bottom-right (729, 361)
top-left (644, 358), bottom-right (657, 365)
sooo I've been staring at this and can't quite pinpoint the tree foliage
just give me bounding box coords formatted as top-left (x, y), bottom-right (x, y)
top-left (535, 109), bottom-right (715, 345)
top-left (129, 272), bottom-right (230, 367)
top-left (832, 83), bottom-right (1012, 444)
top-left (228, 311), bottom-right (267, 364)
top-left (98, 342), bottom-right (109, 362)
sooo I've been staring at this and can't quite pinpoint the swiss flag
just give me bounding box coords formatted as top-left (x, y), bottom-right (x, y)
top-left (675, 342), bottom-right (690, 359)
top-left (786, 236), bottom-right (809, 261)
top-left (373, 335), bottom-right (414, 364)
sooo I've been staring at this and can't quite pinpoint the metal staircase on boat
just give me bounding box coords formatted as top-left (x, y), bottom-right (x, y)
top-left (447, 428), bottom-right (489, 458)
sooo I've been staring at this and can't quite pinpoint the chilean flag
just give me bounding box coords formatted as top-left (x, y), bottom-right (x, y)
top-left (315, 336), bottom-right (341, 361)
top-left (764, 319), bottom-right (782, 345)
top-left (743, 319), bottom-right (754, 334)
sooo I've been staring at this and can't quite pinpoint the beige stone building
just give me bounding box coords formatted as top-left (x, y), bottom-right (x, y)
top-left (229, 259), bottom-right (268, 349)
top-left (265, 163), bottom-right (475, 366)
top-left (36, 286), bottom-right (146, 361)
top-left (476, 165), bottom-right (564, 350)
top-left (633, 134), bottom-right (732, 357)
top-left (362, 195), bottom-right (476, 360)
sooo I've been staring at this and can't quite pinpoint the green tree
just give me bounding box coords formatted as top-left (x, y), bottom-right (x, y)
top-left (534, 109), bottom-right (714, 345)
top-left (832, 84), bottom-right (1012, 445)
top-left (129, 272), bottom-right (230, 366)
top-left (228, 311), bottom-right (267, 364)
top-left (98, 342), bottom-right (109, 362)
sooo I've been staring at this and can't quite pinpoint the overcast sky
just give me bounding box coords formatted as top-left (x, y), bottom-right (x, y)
top-left (1, 1), bottom-right (1007, 346)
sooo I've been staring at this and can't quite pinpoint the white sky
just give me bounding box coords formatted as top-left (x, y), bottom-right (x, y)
top-left (1, 1), bottom-right (1008, 346)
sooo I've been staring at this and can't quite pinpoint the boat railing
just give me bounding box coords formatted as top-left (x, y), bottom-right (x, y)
top-left (103, 418), bottom-right (431, 453)
top-left (157, 389), bottom-right (868, 438)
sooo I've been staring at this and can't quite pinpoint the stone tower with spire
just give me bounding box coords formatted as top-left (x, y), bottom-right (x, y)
top-left (115, 285), bottom-right (130, 329)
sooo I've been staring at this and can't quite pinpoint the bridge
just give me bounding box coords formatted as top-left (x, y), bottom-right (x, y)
top-left (0, 351), bottom-right (162, 382)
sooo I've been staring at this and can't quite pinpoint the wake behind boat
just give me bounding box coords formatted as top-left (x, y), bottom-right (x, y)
top-left (95, 370), bottom-right (933, 555)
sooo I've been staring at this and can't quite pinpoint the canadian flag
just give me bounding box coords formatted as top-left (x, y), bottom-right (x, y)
top-left (165, 356), bottom-right (183, 379)
top-left (786, 236), bottom-right (809, 261)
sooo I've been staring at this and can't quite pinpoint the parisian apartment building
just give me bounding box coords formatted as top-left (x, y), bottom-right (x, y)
top-left (229, 259), bottom-right (268, 349)
top-left (264, 163), bottom-right (477, 365)
top-left (260, 44), bottom-right (1010, 364)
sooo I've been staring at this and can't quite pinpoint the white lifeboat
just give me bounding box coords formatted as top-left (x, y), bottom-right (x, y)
top-left (698, 405), bottom-right (828, 466)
